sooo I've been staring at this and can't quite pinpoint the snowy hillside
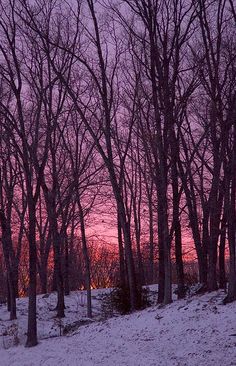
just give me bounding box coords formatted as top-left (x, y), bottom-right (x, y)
top-left (1, 287), bottom-right (236, 366)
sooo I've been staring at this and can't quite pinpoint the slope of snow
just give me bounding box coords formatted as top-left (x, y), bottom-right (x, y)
top-left (0, 288), bottom-right (107, 348)
top-left (1, 288), bottom-right (236, 366)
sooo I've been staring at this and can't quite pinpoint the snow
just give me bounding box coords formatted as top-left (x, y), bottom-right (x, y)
top-left (0, 289), bottom-right (106, 347)
top-left (0, 287), bottom-right (236, 366)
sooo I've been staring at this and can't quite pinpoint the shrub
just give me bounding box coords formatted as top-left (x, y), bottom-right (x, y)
top-left (101, 286), bottom-right (152, 317)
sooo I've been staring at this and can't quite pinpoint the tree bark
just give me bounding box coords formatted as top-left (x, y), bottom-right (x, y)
top-left (77, 197), bottom-right (92, 318)
top-left (0, 210), bottom-right (17, 320)
top-left (26, 200), bottom-right (38, 347)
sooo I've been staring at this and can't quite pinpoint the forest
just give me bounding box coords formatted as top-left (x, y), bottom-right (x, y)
top-left (0, 0), bottom-right (235, 350)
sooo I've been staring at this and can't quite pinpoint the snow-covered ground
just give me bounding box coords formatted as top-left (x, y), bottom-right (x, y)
top-left (0, 287), bottom-right (236, 366)
top-left (0, 288), bottom-right (108, 348)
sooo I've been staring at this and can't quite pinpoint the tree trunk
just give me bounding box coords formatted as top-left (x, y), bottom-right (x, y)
top-left (174, 218), bottom-right (185, 299)
top-left (110, 171), bottom-right (139, 310)
top-left (117, 214), bottom-right (126, 288)
top-left (64, 236), bottom-right (70, 296)
top-left (133, 200), bottom-right (145, 285)
top-left (53, 231), bottom-right (65, 318)
top-left (178, 157), bottom-right (208, 286)
top-left (171, 128), bottom-right (185, 299)
top-left (0, 211), bottom-right (17, 320)
top-left (157, 185), bottom-right (172, 304)
top-left (118, 199), bottom-right (139, 310)
top-left (26, 201), bottom-right (38, 347)
top-left (147, 188), bottom-right (154, 284)
top-left (44, 191), bottom-right (65, 317)
top-left (39, 262), bottom-right (48, 294)
top-left (219, 209), bottom-right (227, 289)
top-left (77, 198), bottom-right (92, 318)
top-left (226, 126), bottom-right (236, 302)
top-left (158, 240), bottom-right (165, 303)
